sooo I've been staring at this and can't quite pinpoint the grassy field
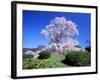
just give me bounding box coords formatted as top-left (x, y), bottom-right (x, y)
top-left (46, 54), bottom-right (70, 67)
top-left (23, 51), bottom-right (90, 69)
top-left (23, 54), bottom-right (69, 69)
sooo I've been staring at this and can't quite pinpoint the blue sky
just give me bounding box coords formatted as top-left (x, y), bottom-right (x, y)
top-left (23, 10), bottom-right (90, 48)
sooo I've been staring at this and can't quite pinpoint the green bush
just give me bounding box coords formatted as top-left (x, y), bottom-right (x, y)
top-left (23, 58), bottom-right (59, 69)
top-left (63, 51), bottom-right (91, 66)
top-left (38, 51), bottom-right (51, 59)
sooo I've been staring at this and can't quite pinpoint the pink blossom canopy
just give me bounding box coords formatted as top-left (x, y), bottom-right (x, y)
top-left (41, 17), bottom-right (79, 53)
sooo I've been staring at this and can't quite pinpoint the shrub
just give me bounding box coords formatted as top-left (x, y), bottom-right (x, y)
top-left (62, 51), bottom-right (91, 66)
top-left (38, 51), bottom-right (51, 59)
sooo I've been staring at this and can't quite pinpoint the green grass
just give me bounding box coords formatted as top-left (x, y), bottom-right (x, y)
top-left (23, 54), bottom-right (69, 69)
top-left (42, 54), bottom-right (69, 67)
top-left (45, 54), bottom-right (69, 67)
top-left (23, 51), bottom-right (90, 69)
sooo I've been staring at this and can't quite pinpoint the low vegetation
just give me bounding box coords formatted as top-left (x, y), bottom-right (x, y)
top-left (38, 51), bottom-right (51, 59)
top-left (23, 51), bottom-right (91, 69)
top-left (62, 51), bottom-right (91, 66)
top-left (23, 52), bottom-right (68, 69)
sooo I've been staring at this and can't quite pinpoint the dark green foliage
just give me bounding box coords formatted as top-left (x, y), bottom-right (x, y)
top-left (85, 40), bottom-right (91, 52)
top-left (38, 51), bottom-right (51, 59)
top-left (85, 46), bottom-right (91, 52)
top-left (62, 51), bottom-right (91, 66)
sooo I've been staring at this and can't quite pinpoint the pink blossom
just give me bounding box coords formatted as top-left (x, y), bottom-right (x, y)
top-left (41, 17), bottom-right (80, 53)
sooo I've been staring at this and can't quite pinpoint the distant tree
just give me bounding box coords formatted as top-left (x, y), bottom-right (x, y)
top-left (85, 40), bottom-right (91, 52)
top-left (41, 17), bottom-right (79, 53)
top-left (37, 45), bottom-right (46, 49)
top-left (75, 45), bottom-right (81, 48)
